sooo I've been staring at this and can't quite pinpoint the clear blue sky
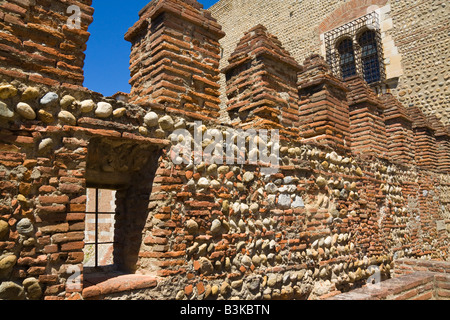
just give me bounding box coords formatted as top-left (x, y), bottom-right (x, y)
top-left (83, 0), bottom-right (217, 97)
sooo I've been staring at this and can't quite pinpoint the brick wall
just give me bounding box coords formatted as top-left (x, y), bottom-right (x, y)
top-left (223, 24), bottom-right (302, 135)
top-left (328, 259), bottom-right (450, 300)
top-left (125, 0), bottom-right (225, 123)
top-left (297, 55), bottom-right (351, 153)
top-left (0, 0), bottom-right (94, 88)
top-left (328, 271), bottom-right (448, 300)
top-left (393, 259), bottom-right (450, 277)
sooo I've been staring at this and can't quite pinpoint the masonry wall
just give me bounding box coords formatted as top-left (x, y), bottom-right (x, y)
top-left (0, 76), bottom-right (172, 299)
top-left (210, 0), bottom-right (450, 127)
top-left (329, 259), bottom-right (450, 300)
top-left (329, 272), bottom-right (450, 300)
top-left (0, 0), bottom-right (94, 88)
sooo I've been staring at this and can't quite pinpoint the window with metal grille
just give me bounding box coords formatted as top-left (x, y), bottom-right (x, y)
top-left (324, 12), bottom-right (385, 86)
top-left (359, 30), bottom-right (381, 84)
top-left (337, 38), bottom-right (357, 79)
top-left (83, 188), bottom-right (117, 269)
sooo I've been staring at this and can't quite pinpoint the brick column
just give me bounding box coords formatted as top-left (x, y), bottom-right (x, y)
top-left (427, 115), bottom-right (450, 174)
top-left (0, 0), bottom-right (94, 88)
top-left (437, 135), bottom-right (450, 174)
top-left (297, 54), bottom-right (351, 153)
top-left (125, 0), bottom-right (225, 122)
top-left (345, 76), bottom-right (388, 158)
top-left (408, 105), bottom-right (438, 172)
top-left (380, 93), bottom-right (414, 166)
top-left (222, 24), bottom-right (302, 137)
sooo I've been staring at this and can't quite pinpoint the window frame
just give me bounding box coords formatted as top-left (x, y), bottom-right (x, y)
top-left (83, 188), bottom-right (117, 269)
top-left (358, 28), bottom-right (382, 84)
top-left (324, 12), bottom-right (386, 87)
top-left (336, 37), bottom-right (358, 80)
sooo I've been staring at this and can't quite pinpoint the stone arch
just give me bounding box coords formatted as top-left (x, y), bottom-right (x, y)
top-left (318, 0), bottom-right (389, 34)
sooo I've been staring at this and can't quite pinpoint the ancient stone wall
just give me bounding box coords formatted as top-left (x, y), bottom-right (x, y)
top-left (210, 0), bottom-right (450, 126)
top-left (0, 0), bottom-right (449, 301)
top-left (0, 77), bottom-right (172, 299)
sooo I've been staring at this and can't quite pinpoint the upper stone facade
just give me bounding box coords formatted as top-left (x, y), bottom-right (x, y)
top-left (210, 0), bottom-right (450, 127)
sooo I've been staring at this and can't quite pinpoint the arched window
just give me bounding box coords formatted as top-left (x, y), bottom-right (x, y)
top-left (337, 38), bottom-right (357, 79)
top-left (324, 12), bottom-right (386, 87)
top-left (359, 30), bottom-right (381, 84)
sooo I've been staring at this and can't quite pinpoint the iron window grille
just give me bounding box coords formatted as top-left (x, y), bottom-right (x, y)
top-left (337, 38), bottom-right (358, 79)
top-left (83, 188), bottom-right (116, 268)
top-left (359, 29), bottom-right (382, 84)
top-left (324, 11), bottom-right (386, 86)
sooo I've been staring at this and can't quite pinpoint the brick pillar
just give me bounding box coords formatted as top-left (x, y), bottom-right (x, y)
top-left (436, 134), bottom-right (450, 174)
top-left (408, 105), bottom-right (438, 172)
top-left (0, 0), bottom-right (94, 88)
top-left (408, 105), bottom-right (438, 170)
top-left (427, 115), bottom-right (450, 173)
top-left (297, 54), bottom-right (351, 153)
top-left (125, 0), bottom-right (225, 122)
top-left (222, 24), bottom-right (302, 137)
top-left (380, 93), bottom-right (414, 166)
top-left (345, 76), bottom-right (388, 158)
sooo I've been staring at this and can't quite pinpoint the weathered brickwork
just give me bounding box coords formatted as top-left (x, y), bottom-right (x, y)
top-left (0, 0), bottom-right (449, 301)
top-left (125, 0), bottom-right (225, 123)
top-left (297, 55), bottom-right (351, 153)
top-left (329, 259), bottom-right (450, 300)
top-left (210, 0), bottom-right (450, 126)
top-left (223, 24), bottom-right (302, 135)
top-left (0, 0), bottom-right (94, 88)
top-left (329, 271), bottom-right (449, 300)
top-left (345, 76), bottom-right (388, 158)
top-left (380, 93), bottom-right (414, 166)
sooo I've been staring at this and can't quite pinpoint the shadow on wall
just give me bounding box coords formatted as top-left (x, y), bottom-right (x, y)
top-left (85, 137), bottom-right (162, 274)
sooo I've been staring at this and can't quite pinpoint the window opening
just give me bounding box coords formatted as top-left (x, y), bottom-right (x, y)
top-left (83, 188), bottom-right (117, 269)
top-left (359, 30), bottom-right (381, 84)
top-left (337, 38), bottom-right (357, 79)
top-left (324, 12), bottom-right (385, 86)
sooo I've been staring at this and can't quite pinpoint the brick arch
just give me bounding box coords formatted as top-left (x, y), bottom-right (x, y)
top-left (318, 0), bottom-right (389, 34)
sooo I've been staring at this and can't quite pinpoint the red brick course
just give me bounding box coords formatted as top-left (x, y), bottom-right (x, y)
top-left (318, 0), bottom-right (390, 34)
top-left (0, 0), bottom-right (94, 87)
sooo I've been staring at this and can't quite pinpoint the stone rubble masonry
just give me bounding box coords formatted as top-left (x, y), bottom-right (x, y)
top-left (0, 0), bottom-right (449, 301)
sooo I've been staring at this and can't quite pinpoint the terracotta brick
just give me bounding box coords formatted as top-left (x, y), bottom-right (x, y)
top-left (60, 241), bottom-right (85, 252)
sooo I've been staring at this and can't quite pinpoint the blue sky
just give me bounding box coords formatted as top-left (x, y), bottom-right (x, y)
top-left (83, 0), bottom-right (218, 97)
